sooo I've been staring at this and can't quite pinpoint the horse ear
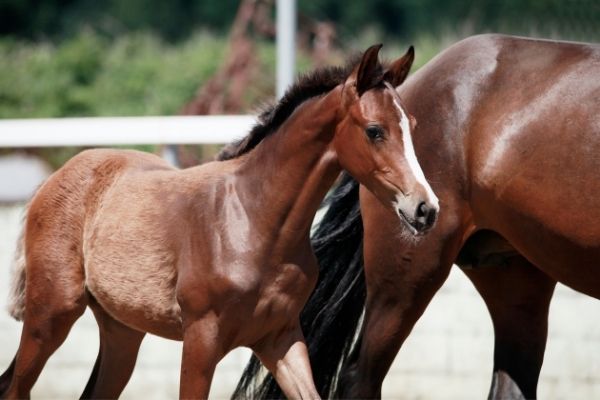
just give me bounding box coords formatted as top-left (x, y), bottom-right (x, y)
top-left (383, 45), bottom-right (415, 88)
top-left (353, 44), bottom-right (383, 96)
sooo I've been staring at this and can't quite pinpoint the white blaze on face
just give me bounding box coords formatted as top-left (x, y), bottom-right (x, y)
top-left (388, 87), bottom-right (439, 209)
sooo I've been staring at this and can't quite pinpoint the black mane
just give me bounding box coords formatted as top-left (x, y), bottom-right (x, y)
top-left (217, 54), bottom-right (384, 161)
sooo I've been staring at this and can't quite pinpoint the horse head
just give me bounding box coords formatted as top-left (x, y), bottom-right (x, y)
top-left (333, 44), bottom-right (439, 234)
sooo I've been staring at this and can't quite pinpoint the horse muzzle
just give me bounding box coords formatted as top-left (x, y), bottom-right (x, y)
top-left (394, 196), bottom-right (439, 235)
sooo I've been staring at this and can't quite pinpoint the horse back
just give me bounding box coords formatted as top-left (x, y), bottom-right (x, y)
top-left (29, 148), bottom-right (173, 231)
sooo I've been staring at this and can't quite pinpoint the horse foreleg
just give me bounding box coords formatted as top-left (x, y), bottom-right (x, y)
top-left (463, 256), bottom-right (556, 400)
top-left (340, 188), bottom-right (464, 398)
top-left (80, 303), bottom-right (145, 399)
top-left (254, 325), bottom-right (321, 399)
top-left (339, 255), bottom-right (453, 399)
top-left (179, 318), bottom-right (221, 399)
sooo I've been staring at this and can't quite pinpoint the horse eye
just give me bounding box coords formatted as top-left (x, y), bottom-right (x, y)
top-left (365, 125), bottom-right (385, 141)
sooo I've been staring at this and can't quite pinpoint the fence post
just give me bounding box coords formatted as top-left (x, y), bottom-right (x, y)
top-left (276, 0), bottom-right (296, 99)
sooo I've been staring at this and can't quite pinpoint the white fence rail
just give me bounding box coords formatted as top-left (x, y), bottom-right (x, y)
top-left (0, 115), bottom-right (256, 147)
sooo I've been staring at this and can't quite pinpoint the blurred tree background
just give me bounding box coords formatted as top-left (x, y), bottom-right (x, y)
top-left (2, 0), bottom-right (597, 43)
top-left (1, 0), bottom-right (598, 119)
top-left (0, 0), bottom-right (597, 165)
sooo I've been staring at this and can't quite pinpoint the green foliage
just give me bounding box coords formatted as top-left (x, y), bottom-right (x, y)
top-left (2, 0), bottom-right (597, 43)
top-left (0, 30), bottom-right (319, 120)
top-left (0, 0), bottom-right (241, 41)
top-left (88, 32), bottom-right (225, 116)
top-left (0, 31), bottom-right (227, 118)
top-left (0, 0), bottom-right (597, 168)
top-left (299, 0), bottom-right (599, 43)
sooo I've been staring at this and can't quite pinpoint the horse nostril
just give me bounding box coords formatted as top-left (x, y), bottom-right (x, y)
top-left (414, 201), bottom-right (437, 231)
top-left (416, 202), bottom-right (428, 219)
top-left (426, 207), bottom-right (437, 227)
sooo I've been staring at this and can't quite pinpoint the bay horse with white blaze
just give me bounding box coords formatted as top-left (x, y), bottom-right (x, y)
top-left (0, 45), bottom-right (438, 399)
top-left (234, 34), bottom-right (600, 399)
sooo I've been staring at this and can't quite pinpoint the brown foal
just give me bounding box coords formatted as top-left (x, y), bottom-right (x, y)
top-left (0, 45), bottom-right (437, 399)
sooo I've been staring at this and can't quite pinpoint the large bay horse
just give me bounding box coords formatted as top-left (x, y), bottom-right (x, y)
top-left (234, 34), bottom-right (600, 399)
top-left (0, 45), bottom-right (439, 399)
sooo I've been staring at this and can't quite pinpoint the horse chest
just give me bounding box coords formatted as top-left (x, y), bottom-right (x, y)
top-left (178, 250), bottom-right (318, 346)
top-left (186, 255), bottom-right (318, 312)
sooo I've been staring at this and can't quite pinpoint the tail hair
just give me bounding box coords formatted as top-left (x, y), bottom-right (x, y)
top-left (232, 173), bottom-right (367, 398)
top-left (7, 207), bottom-right (28, 321)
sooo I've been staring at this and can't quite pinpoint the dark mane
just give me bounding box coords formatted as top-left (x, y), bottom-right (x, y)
top-left (216, 54), bottom-right (384, 161)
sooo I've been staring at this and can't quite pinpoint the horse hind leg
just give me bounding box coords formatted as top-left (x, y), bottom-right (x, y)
top-left (3, 250), bottom-right (87, 398)
top-left (3, 297), bottom-right (86, 399)
top-left (462, 254), bottom-right (556, 399)
top-left (80, 301), bottom-right (145, 399)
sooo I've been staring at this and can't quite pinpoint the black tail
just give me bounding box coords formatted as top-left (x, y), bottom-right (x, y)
top-left (232, 174), bottom-right (366, 399)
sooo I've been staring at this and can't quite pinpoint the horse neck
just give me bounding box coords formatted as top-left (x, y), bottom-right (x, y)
top-left (235, 88), bottom-right (343, 244)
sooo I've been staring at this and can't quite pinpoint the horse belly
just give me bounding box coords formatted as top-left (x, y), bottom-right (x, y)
top-left (490, 210), bottom-right (600, 298)
top-left (473, 165), bottom-right (600, 296)
top-left (83, 201), bottom-right (184, 340)
top-left (473, 164), bottom-right (600, 297)
top-left (84, 250), bottom-right (183, 339)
